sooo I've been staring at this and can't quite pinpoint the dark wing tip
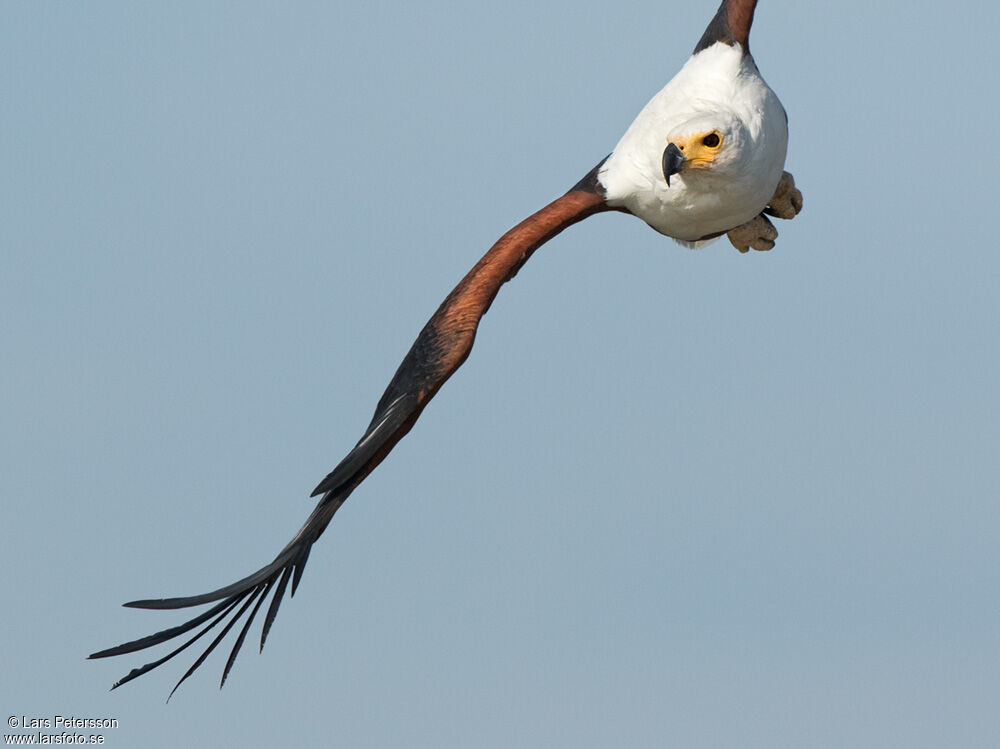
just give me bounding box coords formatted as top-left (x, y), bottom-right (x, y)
top-left (95, 582), bottom-right (284, 696)
top-left (220, 580), bottom-right (273, 688)
top-left (89, 596), bottom-right (238, 659)
top-left (91, 534), bottom-right (319, 693)
top-left (120, 553), bottom-right (297, 610)
top-left (693, 0), bottom-right (757, 55)
top-left (92, 396), bottom-right (400, 694)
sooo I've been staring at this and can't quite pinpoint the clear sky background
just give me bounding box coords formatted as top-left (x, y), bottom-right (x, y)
top-left (3, 1), bottom-right (998, 746)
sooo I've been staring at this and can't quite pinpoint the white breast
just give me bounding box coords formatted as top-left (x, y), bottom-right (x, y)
top-left (598, 43), bottom-right (788, 244)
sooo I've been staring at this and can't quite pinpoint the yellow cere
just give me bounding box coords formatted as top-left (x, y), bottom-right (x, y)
top-left (672, 130), bottom-right (724, 168)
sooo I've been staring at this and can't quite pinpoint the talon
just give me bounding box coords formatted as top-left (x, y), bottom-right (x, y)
top-left (767, 171), bottom-right (803, 220)
top-left (727, 214), bottom-right (777, 253)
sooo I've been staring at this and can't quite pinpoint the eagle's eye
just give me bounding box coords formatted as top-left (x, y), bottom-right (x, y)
top-left (702, 132), bottom-right (721, 149)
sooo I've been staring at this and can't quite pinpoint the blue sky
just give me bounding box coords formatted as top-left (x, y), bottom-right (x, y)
top-left (3, 1), bottom-right (998, 746)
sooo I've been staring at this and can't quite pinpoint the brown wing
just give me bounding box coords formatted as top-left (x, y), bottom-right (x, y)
top-left (89, 162), bottom-right (611, 697)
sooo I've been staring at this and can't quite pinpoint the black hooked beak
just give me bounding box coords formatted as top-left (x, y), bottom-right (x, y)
top-left (661, 142), bottom-right (687, 186)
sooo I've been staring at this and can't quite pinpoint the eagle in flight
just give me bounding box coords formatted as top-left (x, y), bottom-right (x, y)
top-left (91, 0), bottom-right (803, 696)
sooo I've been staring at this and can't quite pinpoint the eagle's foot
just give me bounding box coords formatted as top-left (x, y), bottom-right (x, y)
top-left (765, 171), bottom-right (803, 220)
top-left (727, 172), bottom-right (802, 253)
top-left (727, 214), bottom-right (778, 253)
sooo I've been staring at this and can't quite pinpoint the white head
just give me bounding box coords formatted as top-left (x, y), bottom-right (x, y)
top-left (659, 110), bottom-right (751, 188)
top-left (598, 42), bottom-right (787, 243)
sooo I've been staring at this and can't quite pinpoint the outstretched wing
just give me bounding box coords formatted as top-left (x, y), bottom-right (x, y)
top-left (89, 163), bottom-right (611, 697)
